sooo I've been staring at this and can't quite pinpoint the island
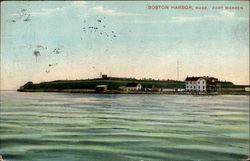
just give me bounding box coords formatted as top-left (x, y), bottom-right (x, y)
top-left (17, 76), bottom-right (250, 95)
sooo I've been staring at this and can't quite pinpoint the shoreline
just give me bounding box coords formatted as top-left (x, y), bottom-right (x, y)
top-left (17, 89), bottom-right (250, 95)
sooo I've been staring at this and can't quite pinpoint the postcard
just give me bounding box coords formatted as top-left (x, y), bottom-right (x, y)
top-left (0, 1), bottom-right (249, 161)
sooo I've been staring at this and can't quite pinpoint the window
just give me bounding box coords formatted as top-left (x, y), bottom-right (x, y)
top-left (203, 81), bottom-right (205, 84)
top-left (198, 82), bottom-right (200, 84)
top-left (198, 86), bottom-right (200, 89)
top-left (203, 86), bottom-right (205, 89)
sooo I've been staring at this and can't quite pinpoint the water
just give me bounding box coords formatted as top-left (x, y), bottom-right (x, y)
top-left (0, 91), bottom-right (249, 161)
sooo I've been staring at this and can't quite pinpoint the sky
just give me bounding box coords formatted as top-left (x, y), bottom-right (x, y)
top-left (1, 1), bottom-right (249, 90)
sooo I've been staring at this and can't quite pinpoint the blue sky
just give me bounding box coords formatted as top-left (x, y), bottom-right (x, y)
top-left (1, 1), bottom-right (249, 89)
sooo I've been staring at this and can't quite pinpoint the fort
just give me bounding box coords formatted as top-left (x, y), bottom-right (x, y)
top-left (17, 76), bottom-right (249, 95)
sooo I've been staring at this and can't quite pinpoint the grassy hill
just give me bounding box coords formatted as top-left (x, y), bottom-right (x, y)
top-left (20, 77), bottom-right (185, 90)
top-left (19, 77), bottom-right (249, 91)
top-left (218, 81), bottom-right (249, 88)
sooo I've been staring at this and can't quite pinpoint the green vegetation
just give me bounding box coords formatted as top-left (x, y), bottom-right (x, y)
top-left (19, 78), bottom-right (249, 92)
top-left (218, 81), bottom-right (249, 88)
top-left (20, 78), bottom-right (185, 90)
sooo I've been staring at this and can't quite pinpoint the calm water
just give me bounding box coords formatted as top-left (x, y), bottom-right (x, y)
top-left (0, 91), bottom-right (249, 161)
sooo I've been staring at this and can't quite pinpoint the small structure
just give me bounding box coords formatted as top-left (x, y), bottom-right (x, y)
top-left (95, 85), bottom-right (108, 92)
top-left (99, 72), bottom-right (109, 79)
top-left (185, 76), bottom-right (218, 92)
top-left (102, 74), bottom-right (108, 79)
top-left (152, 87), bottom-right (161, 92)
top-left (144, 88), bottom-right (151, 91)
top-left (162, 88), bottom-right (176, 92)
top-left (125, 83), bottom-right (142, 91)
top-left (177, 88), bottom-right (185, 92)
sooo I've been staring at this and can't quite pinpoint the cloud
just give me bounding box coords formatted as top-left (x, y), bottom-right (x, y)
top-left (42, 6), bottom-right (70, 14)
top-left (131, 11), bottom-right (247, 24)
top-left (90, 6), bottom-right (147, 16)
top-left (77, 5), bottom-right (141, 18)
top-left (170, 17), bottom-right (201, 23)
top-left (11, 3), bottom-right (145, 18)
top-left (169, 10), bottom-right (240, 23)
top-left (29, 5), bottom-right (71, 16)
top-left (72, 1), bottom-right (86, 7)
top-left (91, 6), bottom-right (126, 16)
top-left (25, 2), bottom-right (86, 16)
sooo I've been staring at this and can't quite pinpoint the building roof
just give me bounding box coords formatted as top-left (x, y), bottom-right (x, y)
top-left (126, 83), bottom-right (141, 87)
top-left (185, 76), bottom-right (218, 82)
top-left (185, 77), bottom-right (200, 81)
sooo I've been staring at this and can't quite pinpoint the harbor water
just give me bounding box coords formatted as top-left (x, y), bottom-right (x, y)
top-left (0, 91), bottom-right (249, 161)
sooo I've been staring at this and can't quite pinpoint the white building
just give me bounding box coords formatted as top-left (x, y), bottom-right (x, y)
top-left (125, 83), bottom-right (142, 91)
top-left (185, 76), bottom-right (218, 92)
